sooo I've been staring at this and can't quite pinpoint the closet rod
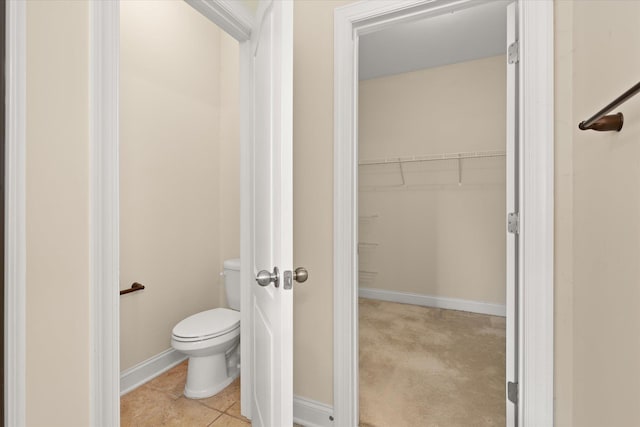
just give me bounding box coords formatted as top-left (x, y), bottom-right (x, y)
top-left (578, 81), bottom-right (640, 132)
top-left (359, 151), bottom-right (505, 167)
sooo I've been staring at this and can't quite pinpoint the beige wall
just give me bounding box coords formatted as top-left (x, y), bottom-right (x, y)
top-left (219, 33), bottom-right (241, 306)
top-left (292, 0), bottom-right (352, 402)
top-left (242, 0), bottom-right (259, 14)
top-left (553, 1), bottom-right (574, 424)
top-left (26, 1), bottom-right (90, 426)
top-left (358, 56), bottom-right (506, 304)
top-left (566, 1), bottom-right (640, 426)
top-left (120, 1), bottom-right (239, 370)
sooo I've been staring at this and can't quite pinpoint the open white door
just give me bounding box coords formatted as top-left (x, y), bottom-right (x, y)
top-left (505, 2), bottom-right (520, 426)
top-left (249, 0), bottom-right (294, 426)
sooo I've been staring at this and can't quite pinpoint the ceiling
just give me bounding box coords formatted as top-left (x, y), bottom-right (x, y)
top-left (359, 1), bottom-right (510, 81)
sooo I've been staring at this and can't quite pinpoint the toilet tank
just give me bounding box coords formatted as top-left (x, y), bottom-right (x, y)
top-left (223, 258), bottom-right (241, 311)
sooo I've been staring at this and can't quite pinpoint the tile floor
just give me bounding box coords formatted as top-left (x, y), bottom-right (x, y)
top-left (121, 361), bottom-right (249, 426)
top-left (121, 361), bottom-right (304, 426)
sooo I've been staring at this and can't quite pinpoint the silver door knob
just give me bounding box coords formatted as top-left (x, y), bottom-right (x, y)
top-left (256, 266), bottom-right (279, 288)
top-left (293, 267), bottom-right (308, 283)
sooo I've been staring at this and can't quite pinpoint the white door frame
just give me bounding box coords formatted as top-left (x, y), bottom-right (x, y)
top-left (89, 1), bottom-right (255, 424)
top-left (333, 1), bottom-right (554, 426)
top-left (5, 1), bottom-right (27, 426)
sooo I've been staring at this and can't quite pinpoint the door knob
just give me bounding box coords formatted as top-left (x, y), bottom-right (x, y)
top-left (256, 267), bottom-right (279, 288)
top-left (293, 267), bottom-right (308, 283)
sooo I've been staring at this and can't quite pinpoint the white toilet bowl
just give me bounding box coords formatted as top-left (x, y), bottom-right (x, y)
top-left (171, 308), bottom-right (240, 398)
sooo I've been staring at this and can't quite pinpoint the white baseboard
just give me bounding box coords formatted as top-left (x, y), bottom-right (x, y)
top-left (120, 348), bottom-right (188, 396)
top-left (359, 287), bottom-right (506, 317)
top-left (294, 395), bottom-right (334, 427)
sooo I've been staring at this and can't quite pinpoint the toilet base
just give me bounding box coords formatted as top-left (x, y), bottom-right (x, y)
top-left (184, 352), bottom-right (240, 399)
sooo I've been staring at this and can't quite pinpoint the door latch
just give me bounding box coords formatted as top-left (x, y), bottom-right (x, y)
top-left (283, 267), bottom-right (309, 290)
top-left (508, 212), bottom-right (520, 234)
top-left (507, 381), bottom-right (518, 404)
top-left (508, 41), bottom-right (519, 64)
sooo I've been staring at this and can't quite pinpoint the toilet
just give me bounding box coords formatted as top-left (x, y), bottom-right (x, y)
top-left (171, 258), bottom-right (241, 399)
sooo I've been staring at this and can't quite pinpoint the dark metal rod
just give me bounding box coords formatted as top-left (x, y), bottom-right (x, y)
top-left (120, 282), bottom-right (145, 296)
top-left (579, 81), bottom-right (640, 130)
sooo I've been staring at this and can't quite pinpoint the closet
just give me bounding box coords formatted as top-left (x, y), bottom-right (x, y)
top-left (357, 15), bottom-right (508, 426)
top-left (358, 54), bottom-right (507, 308)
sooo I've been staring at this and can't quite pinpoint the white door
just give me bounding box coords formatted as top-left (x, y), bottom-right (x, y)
top-left (505, 2), bottom-right (520, 426)
top-left (250, 0), bottom-right (294, 426)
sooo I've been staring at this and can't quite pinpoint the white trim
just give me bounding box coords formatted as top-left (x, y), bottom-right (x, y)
top-left (120, 349), bottom-right (187, 396)
top-left (293, 396), bottom-right (334, 427)
top-left (505, 3), bottom-right (517, 424)
top-left (184, 0), bottom-right (253, 42)
top-left (92, 2), bottom-right (256, 425)
top-left (90, 1), bottom-right (120, 426)
top-left (519, 1), bottom-right (554, 424)
top-left (5, 1), bottom-right (26, 426)
top-left (359, 288), bottom-right (506, 317)
top-left (238, 39), bottom-right (253, 421)
top-left (333, 4), bottom-right (359, 425)
top-left (334, 1), bottom-right (554, 426)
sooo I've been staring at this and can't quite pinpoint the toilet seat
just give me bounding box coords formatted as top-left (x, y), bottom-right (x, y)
top-left (172, 308), bottom-right (240, 343)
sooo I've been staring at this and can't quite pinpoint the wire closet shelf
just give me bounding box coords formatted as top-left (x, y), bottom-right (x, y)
top-left (358, 150), bottom-right (506, 166)
top-left (359, 150), bottom-right (506, 187)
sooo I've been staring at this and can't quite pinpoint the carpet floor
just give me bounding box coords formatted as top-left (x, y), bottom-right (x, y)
top-left (359, 298), bottom-right (506, 427)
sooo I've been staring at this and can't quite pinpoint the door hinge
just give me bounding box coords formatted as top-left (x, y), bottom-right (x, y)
top-left (508, 212), bottom-right (520, 234)
top-left (508, 381), bottom-right (518, 404)
top-left (508, 41), bottom-right (519, 64)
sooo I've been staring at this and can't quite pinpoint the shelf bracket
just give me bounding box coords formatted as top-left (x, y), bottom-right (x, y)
top-left (398, 159), bottom-right (405, 186)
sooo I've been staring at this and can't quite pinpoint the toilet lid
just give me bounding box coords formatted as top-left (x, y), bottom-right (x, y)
top-left (172, 308), bottom-right (240, 342)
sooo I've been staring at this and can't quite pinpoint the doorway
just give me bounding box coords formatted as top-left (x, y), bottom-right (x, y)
top-left (92, 0), bottom-right (301, 422)
top-left (333, 1), bottom-right (554, 426)
top-left (88, 0), bottom-right (257, 424)
top-left (117, 1), bottom-right (242, 424)
top-left (356, 4), bottom-right (509, 422)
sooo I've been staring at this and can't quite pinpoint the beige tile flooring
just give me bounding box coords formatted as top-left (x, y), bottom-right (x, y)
top-left (121, 361), bottom-right (251, 426)
top-left (121, 362), bottom-right (305, 426)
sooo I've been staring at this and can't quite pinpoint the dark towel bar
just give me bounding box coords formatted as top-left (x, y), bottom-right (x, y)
top-left (579, 81), bottom-right (640, 132)
top-left (120, 282), bottom-right (145, 295)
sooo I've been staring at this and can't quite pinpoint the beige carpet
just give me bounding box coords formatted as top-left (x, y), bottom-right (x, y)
top-left (359, 298), bottom-right (506, 427)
